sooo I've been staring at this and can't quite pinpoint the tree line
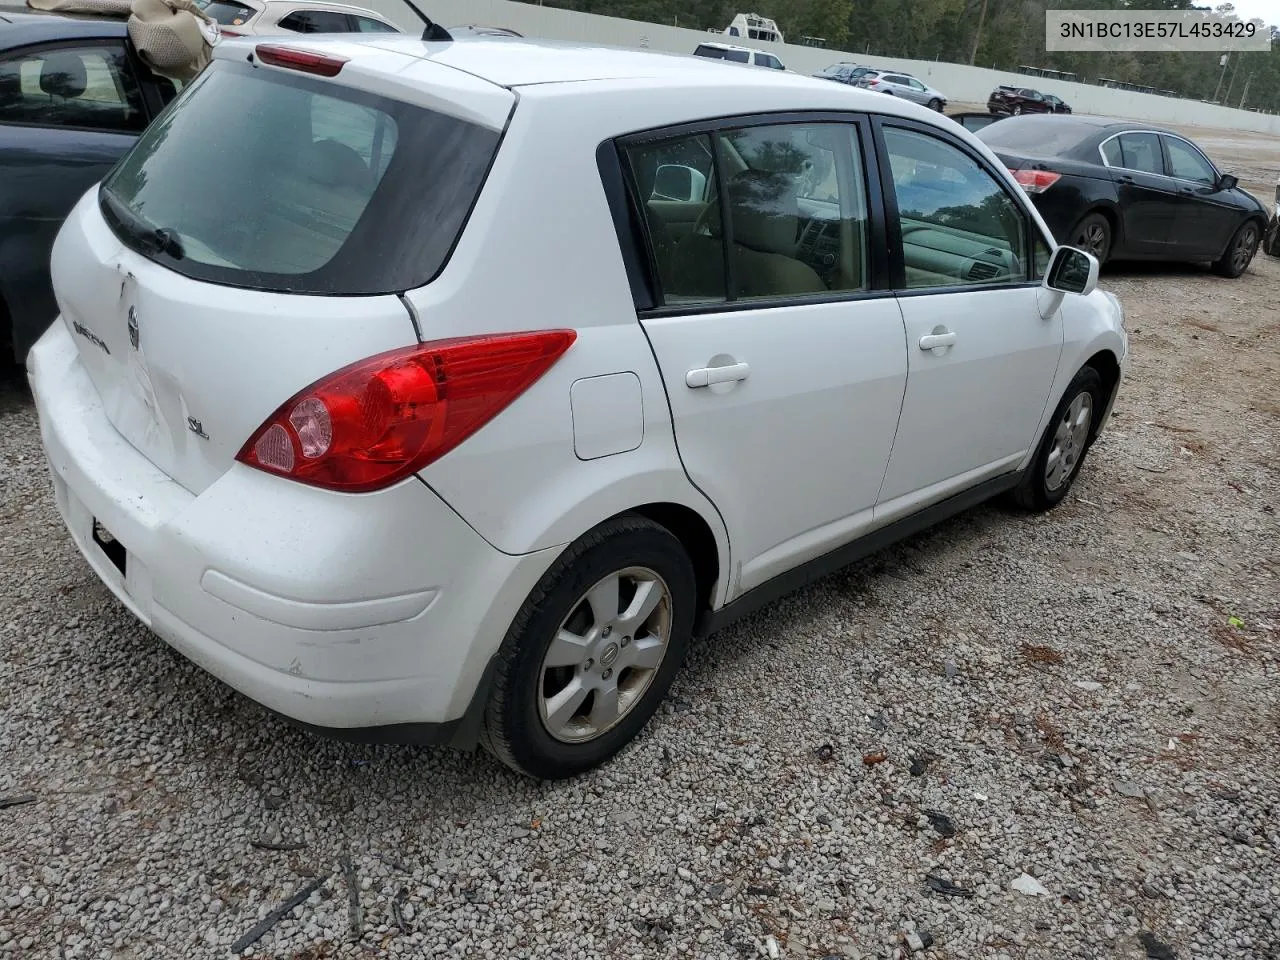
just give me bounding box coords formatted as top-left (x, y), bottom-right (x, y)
top-left (518, 0), bottom-right (1280, 112)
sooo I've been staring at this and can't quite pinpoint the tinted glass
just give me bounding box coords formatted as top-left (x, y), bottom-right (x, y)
top-left (278, 9), bottom-right (349, 32)
top-left (353, 15), bottom-right (398, 32)
top-left (724, 49), bottom-right (750, 63)
top-left (0, 43), bottom-right (145, 133)
top-left (1165, 137), bottom-right (1215, 183)
top-left (198, 0), bottom-right (256, 24)
top-left (1118, 133), bottom-right (1162, 174)
top-left (883, 126), bottom-right (1027, 289)
top-left (978, 117), bottom-right (1095, 155)
top-left (693, 45), bottom-right (726, 59)
top-left (99, 59), bottom-right (500, 295)
top-left (1101, 138), bottom-right (1122, 166)
top-left (625, 122), bottom-right (870, 305)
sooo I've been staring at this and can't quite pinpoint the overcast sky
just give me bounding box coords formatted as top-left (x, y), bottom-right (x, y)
top-left (1222, 0), bottom-right (1276, 24)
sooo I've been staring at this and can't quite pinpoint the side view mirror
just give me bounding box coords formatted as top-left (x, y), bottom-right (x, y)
top-left (652, 164), bottom-right (707, 203)
top-left (1217, 173), bottom-right (1238, 191)
top-left (1043, 245), bottom-right (1098, 296)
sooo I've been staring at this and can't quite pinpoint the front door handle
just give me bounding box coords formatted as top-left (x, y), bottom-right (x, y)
top-left (686, 361), bottom-right (750, 388)
top-left (918, 330), bottom-right (957, 351)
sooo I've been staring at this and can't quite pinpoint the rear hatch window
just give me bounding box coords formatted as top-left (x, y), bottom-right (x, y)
top-left (98, 58), bottom-right (502, 295)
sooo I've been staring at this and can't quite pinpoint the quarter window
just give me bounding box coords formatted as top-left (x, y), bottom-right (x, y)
top-left (1164, 137), bottom-right (1216, 184)
top-left (882, 126), bottom-right (1028, 289)
top-left (353, 15), bottom-right (397, 32)
top-left (0, 43), bottom-right (145, 133)
top-left (277, 10), bottom-right (351, 32)
top-left (624, 121), bottom-right (871, 306)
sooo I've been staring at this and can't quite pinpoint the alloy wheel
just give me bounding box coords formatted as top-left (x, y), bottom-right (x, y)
top-left (537, 567), bottom-right (672, 743)
top-left (1045, 391), bottom-right (1093, 492)
top-left (1077, 222), bottom-right (1107, 259)
top-left (1232, 224), bottom-right (1259, 273)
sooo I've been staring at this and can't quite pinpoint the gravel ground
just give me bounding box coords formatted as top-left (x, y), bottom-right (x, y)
top-left (2, 263), bottom-right (1278, 957)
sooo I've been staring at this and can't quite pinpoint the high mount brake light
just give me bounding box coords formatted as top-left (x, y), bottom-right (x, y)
top-left (1010, 168), bottom-right (1062, 194)
top-left (254, 44), bottom-right (348, 77)
top-left (236, 331), bottom-right (577, 493)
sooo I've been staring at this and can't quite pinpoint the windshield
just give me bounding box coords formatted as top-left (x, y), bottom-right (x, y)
top-left (99, 59), bottom-right (501, 295)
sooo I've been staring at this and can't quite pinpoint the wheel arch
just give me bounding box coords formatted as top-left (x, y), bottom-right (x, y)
top-left (1082, 348), bottom-right (1121, 439)
top-left (627, 502), bottom-right (722, 616)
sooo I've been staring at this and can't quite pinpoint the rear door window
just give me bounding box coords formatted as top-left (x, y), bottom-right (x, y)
top-left (0, 42), bottom-right (145, 133)
top-left (723, 49), bottom-right (750, 63)
top-left (98, 59), bottom-right (501, 295)
top-left (352, 15), bottom-right (398, 32)
top-left (277, 9), bottom-right (350, 32)
top-left (1116, 133), bottom-right (1163, 175)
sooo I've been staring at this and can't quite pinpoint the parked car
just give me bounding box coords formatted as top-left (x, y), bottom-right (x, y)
top-left (988, 85), bottom-right (1054, 116)
top-left (30, 35), bottom-right (1126, 780)
top-left (815, 61), bottom-right (874, 85)
top-left (856, 69), bottom-right (946, 111)
top-left (196, 0), bottom-right (400, 36)
top-left (0, 5), bottom-right (182, 362)
top-left (692, 40), bottom-right (784, 70)
top-left (978, 114), bottom-right (1266, 275)
top-left (949, 111), bottom-right (1003, 134)
top-left (1042, 92), bottom-right (1072, 114)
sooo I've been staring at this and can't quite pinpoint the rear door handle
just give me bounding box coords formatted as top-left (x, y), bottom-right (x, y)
top-left (686, 362), bottom-right (750, 388)
top-left (918, 331), bottom-right (957, 351)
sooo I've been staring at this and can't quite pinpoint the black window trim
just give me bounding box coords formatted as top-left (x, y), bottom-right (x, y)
top-left (0, 38), bottom-right (150, 135)
top-left (602, 109), bottom-right (894, 319)
top-left (870, 114), bottom-right (1049, 297)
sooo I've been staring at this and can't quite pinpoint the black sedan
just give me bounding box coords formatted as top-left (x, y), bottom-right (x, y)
top-left (978, 115), bottom-right (1267, 277)
top-left (0, 5), bottom-right (180, 362)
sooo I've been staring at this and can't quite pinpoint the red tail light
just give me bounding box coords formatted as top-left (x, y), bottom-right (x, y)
top-left (1010, 168), bottom-right (1062, 194)
top-left (254, 44), bottom-right (348, 77)
top-left (236, 331), bottom-right (576, 493)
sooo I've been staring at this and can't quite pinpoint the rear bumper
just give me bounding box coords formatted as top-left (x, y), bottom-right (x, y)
top-left (28, 322), bottom-right (559, 741)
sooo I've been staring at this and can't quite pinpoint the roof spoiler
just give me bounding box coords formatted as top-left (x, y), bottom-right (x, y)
top-left (394, 0), bottom-right (450, 40)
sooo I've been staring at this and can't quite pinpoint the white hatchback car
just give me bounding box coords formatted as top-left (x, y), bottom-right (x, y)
top-left (197, 0), bottom-right (400, 36)
top-left (29, 36), bottom-right (1127, 780)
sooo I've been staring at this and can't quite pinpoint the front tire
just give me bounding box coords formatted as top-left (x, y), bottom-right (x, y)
top-left (1212, 219), bottom-right (1260, 278)
top-left (928, 98), bottom-right (942, 111)
top-left (1012, 366), bottom-right (1104, 512)
top-left (481, 516), bottom-right (697, 780)
top-left (1012, 104), bottom-right (1023, 115)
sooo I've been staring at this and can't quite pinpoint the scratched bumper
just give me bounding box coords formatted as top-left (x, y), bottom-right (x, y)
top-left (28, 319), bottom-right (556, 731)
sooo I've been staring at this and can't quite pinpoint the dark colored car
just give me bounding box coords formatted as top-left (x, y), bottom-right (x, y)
top-left (1042, 92), bottom-right (1072, 114)
top-left (815, 61), bottom-right (874, 85)
top-left (978, 114), bottom-right (1267, 276)
top-left (988, 85), bottom-right (1055, 116)
top-left (0, 6), bottom-right (180, 362)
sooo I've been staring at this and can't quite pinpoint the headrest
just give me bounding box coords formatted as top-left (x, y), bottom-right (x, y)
top-left (39, 52), bottom-right (88, 99)
top-left (726, 169), bottom-right (800, 257)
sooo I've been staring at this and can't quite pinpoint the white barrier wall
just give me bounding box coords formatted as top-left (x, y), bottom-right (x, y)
top-left (367, 0), bottom-right (1280, 136)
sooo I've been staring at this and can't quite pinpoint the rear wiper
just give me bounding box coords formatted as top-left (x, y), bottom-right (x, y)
top-left (99, 188), bottom-right (184, 260)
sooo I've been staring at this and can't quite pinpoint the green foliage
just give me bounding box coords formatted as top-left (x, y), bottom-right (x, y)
top-left (518, 0), bottom-right (1280, 111)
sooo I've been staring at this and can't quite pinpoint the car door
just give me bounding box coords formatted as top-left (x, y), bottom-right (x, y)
top-left (872, 119), bottom-right (1063, 517)
top-left (0, 39), bottom-right (148, 359)
top-left (1161, 134), bottom-right (1239, 258)
top-left (906, 78), bottom-right (932, 104)
top-left (1099, 131), bottom-right (1176, 257)
top-left (621, 116), bottom-right (908, 595)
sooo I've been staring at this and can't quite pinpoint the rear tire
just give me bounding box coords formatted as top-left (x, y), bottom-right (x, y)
top-left (1070, 212), bottom-right (1112, 264)
top-left (1212, 219), bottom-right (1260, 278)
top-left (481, 516), bottom-right (697, 780)
top-left (1012, 366), bottom-right (1104, 512)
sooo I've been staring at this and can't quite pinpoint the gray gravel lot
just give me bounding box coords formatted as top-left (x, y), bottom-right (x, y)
top-left (2, 253), bottom-right (1278, 960)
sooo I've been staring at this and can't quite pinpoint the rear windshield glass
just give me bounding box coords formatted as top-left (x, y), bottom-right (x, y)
top-left (978, 117), bottom-right (1094, 155)
top-left (198, 0), bottom-right (257, 25)
top-left (99, 59), bottom-right (501, 295)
